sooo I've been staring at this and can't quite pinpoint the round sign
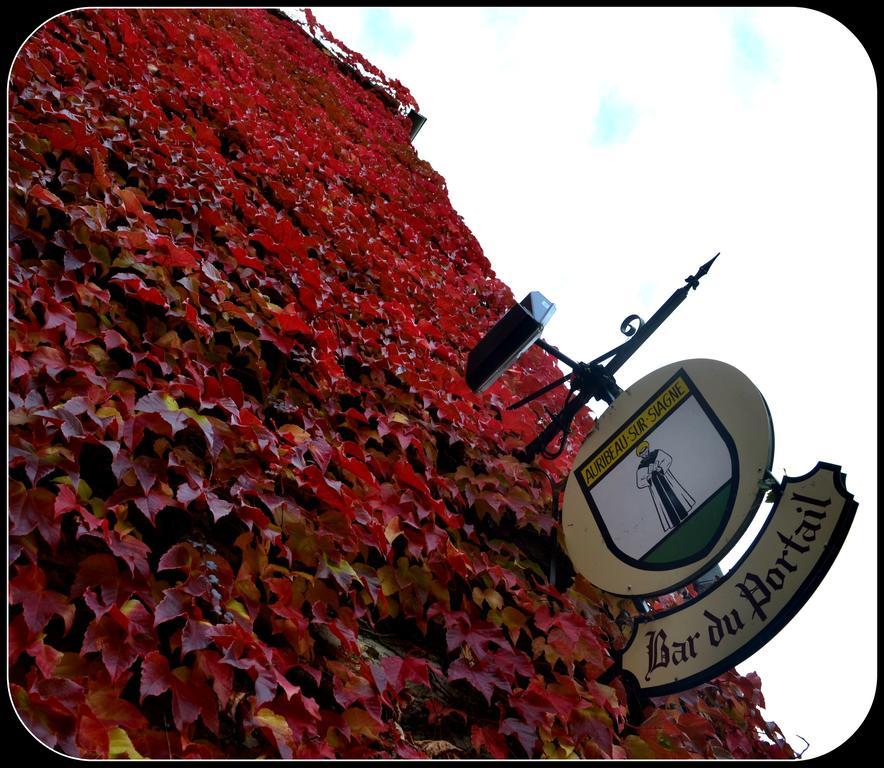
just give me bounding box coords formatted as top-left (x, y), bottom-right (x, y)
top-left (562, 359), bottom-right (774, 597)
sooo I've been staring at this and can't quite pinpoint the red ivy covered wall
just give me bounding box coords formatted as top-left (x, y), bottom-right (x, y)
top-left (8, 9), bottom-right (795, 759)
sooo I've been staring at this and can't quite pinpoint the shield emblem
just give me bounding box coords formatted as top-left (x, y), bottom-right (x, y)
top-left (573, 370), bottom-right (738, 569)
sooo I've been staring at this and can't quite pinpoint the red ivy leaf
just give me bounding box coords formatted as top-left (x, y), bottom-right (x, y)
top-left (140, 650), bottom-right (172, 701)
top-left (86, 685), bottom-right (150, 732)
top-left (9, 481), bottom-right (62, 549)
top-left (392, 458), bottom-right (431, 497)
top-left (153, 586), bottom-right (192, 626)
top-left (501, 717), bottom-right (538, 757)
top-left (134, 486), bottom-right (182, 525)
top-left (104, 533), bottom-right (152, 577)
top-left (437, 610), bottom-right (504, 657)
top-left (109, 273), bottom-right (169, 308)
top-left (170, 667), bottom-right (218, 733)
top-left (371, 655), bottom-right (434, 697)
top-left (182, 619), bottom-right (214, 656)
top-left (195, 650), bottom-right (234, 710)
top-left (10, 564), bottom-right (75, 634)
top-left (275, 303), bottom-right (312, 335)
top-left (471, 725), bottom-right (509, 759)
top-left (83, 617), bottom-right (140, 683)
top-left (12, 683), bottom-right (79, 753)
top-left (157, 541), bottom-right (202, 574)
top-left (447, 655), bottom-right (507, 704)
top-left (207, 492), bottom-right (235, 522)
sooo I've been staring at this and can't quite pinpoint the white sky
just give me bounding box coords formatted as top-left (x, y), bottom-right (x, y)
top-left (289, 7), bottom-right (876, 758)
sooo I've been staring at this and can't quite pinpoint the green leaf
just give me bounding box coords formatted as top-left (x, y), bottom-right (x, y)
top-left (108, 727), bottom-right (143, 758)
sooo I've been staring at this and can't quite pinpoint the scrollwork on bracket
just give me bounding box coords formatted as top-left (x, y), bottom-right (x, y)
top-left (620, 314), bottom-right (645, 337)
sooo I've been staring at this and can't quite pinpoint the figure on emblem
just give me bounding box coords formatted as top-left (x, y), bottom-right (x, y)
top-left (635, 441), bottom-right (696, 531)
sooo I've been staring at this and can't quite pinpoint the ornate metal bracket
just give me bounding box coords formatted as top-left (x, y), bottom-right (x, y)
top-left (512, 254), bottom-right (719, 463)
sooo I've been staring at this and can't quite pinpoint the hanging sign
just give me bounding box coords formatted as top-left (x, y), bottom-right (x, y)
top-left (562, 359), bottom-right (774, 597)
top-left (617, 463), bottom-right (856, 695)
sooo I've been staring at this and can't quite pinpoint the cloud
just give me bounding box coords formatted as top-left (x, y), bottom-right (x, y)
top-left (732, 15), bottom-right (770, 75)
top-left (728, 11), bottom-right (781, 102)
top-left (591, 89), bottom-right (640, 146)
top-left (362, 8), bottom-right (413, 57)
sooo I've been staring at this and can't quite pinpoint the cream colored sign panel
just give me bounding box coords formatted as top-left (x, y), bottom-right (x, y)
top-left (563, 359), bottom-right (773, 596)
top-left (619, 463), bottom-right (856, 695)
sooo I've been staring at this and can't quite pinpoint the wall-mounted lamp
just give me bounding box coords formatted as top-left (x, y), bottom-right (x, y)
top-left (465, 291), bottom-right (556, 393)
top-left (408, 110), bottom-right (427, 141)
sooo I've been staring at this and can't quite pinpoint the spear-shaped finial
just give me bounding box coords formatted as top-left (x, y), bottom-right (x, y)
top-left (685, 252), bottom-right (719, 290)
top-left (603, 252), bottom-right (720, 377)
